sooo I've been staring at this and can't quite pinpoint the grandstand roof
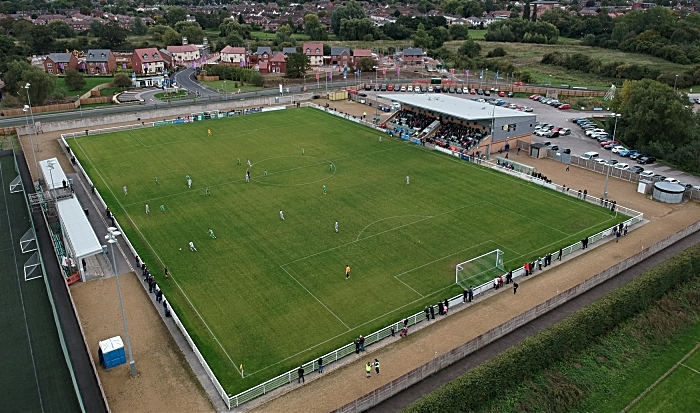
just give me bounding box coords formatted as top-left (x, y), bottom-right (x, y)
top-left (39, 158), bottom-right (68, 190)
top-left (57, 196), bottom-right (103, 260)
top-left (378, 93), bottom-right (534, 122)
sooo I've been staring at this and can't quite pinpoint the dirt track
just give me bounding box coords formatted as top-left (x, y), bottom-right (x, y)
top-left (19, 107), bottom-right (700, 413)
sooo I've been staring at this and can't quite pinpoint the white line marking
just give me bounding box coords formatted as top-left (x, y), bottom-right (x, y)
top-left (621, 342), bottom-right (700, 413)
top-left (681, 363), bottom-right (700, 375)
top-left (279, 266), bottom-right (350, 330)
top-left (282, 202), bottom-right (483, 268)
top-left (0, 161), bottom-right (45, 413)
top-left (356, 215), bottom-right (433, 241)
top-left (72, 137), bottom-right (244, 378)
top-left (128, 131), bottom-right (147, 148)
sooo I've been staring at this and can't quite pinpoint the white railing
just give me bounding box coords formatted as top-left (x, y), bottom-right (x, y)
top-left (60, 104), bottom-right (644, 410)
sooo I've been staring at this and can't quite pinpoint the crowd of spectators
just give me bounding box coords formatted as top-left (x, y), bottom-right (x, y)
top-left (427, 122), bottom-right (486, 150)
top-left (392, 110), bottom-right (435, 131)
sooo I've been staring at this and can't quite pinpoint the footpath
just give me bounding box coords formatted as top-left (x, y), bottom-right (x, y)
top-left (249, 154), bottom-right (700, 413)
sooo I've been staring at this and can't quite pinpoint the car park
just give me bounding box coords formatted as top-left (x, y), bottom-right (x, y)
top-left (637, 156), bottom-right (656, 164)
top-left (639, 170), bottom-right (655, 178)
top-left (629, 166), bottom-right (644, 174)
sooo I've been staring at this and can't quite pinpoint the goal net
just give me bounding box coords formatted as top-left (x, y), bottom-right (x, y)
top-left (456, 249), bottom-right (505, 288)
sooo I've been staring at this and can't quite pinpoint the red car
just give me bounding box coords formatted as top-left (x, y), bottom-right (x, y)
top-left (558, 104), bottom-right (571, 110)
top-left (470, 88), bottom-right (477, 94)
top-left (387, 84), bottom-right (394, 91)
top-left (530, 94), bottom-right (540, 99)
top-left (498, 91), bottom-right (505, 97)
top-left (600, 140), bottom-right (619, 147)
top-left (551, 127), bottom-right (562, 133)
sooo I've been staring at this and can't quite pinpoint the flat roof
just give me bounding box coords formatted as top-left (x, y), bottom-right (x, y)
top-left (57, 196), bottom-right (103, 259)
top-left (378, 93), bottom-right (533, 122)
top-left (39, 158), bottom-right (68, 190)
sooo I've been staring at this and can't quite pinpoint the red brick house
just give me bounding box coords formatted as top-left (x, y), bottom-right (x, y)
top-left (254, 46), bottom-right (271, 74)
top-left (402, 48), bottom-right (424, 65)
top-left (131, 48), bottom-right (170, 74)
top-left (329, 47), bottom-right (351, 67)
top-left (352, 49), bottom-right (372, 66)
top-left (269, 51), bottom-right (286, 74)
top-left (85, 49), bottom-right (117, 74)
top-left (44, 53), bottom-right (78, 74)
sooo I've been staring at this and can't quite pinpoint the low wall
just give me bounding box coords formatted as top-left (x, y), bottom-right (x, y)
top-left (332, 220), bottom-right (700, 413)
top-left (1, 102), bottom-right (78, 117)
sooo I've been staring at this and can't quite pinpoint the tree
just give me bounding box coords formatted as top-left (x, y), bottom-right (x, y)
top-left (458, 38), bottom-right (482, 58)
top-left (523, 1), bottom-right (531, 20)
top-left (532, 4), bottom-right (538, 21)
top-left (29, 25), bottom-right (54, 53)
top-left (357, 56), bottom-right (375, 72)
top-left (412, 23), bottom-right (434, 49)
top-left (162, 27), bottom-right (181, 45)
top-left (48, 20), bottom-right (75, 38)
top-left (64, 69), bottom-right (85, 91)
top-left (441, 0), bottom-right (464, 15)
top-left (449, 24), bottom-right (469, 40)
top-left (91, 21), bottom-right (128, 48)
top-left (304, 14), bottom-right (328, 41)
top-left (462, 1), bottom-right (485, 18)
top-left (166, 6), bottom-right (187, 26)
top-left (4, 62), bottom-right (56, 106)
top-left (132, 17), bottom-right (148, 35)
top-left (113, 73), bottom-right (132, 89)
top-left (285, 52), bottom-right (311, 78)
top-left (175, 22), bottom-right (205, 44)
top-left (331, 0), bottom-right (366, 35)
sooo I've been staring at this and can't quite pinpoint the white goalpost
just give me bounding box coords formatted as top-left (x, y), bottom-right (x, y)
top-left (455, 249), bottom-right (505, 287)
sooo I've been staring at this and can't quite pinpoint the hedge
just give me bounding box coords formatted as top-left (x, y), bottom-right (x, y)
top-left (402, 242), bottom-right (700, 413)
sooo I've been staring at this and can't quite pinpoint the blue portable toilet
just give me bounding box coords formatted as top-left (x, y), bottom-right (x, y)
top-left (98, 336), bottom-right (126, 369)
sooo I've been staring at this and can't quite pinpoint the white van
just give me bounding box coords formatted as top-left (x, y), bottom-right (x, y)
top-left (580, 151), bottom-right (600, 160)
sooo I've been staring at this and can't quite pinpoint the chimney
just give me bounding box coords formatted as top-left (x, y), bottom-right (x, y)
top-left (182, 37), bottom-right (188, 45)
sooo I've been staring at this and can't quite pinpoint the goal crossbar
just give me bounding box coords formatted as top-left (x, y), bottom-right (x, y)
top-left (455, 249), bottom-right (505, 286)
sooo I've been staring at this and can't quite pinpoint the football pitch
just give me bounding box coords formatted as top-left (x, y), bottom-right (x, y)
top-left (68, 108), bottom-right (624, 394)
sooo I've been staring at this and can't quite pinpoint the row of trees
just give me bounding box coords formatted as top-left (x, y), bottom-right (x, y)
top-left (613, 79), bottom-right (700, 173)
top-left (484, 19), bottom-right (559, 44)
top-left (201, 64), bottom-right (265, 86)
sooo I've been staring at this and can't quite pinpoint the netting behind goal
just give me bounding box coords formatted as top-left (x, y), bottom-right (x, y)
top-left (455, 249), bottom-right (505, 288)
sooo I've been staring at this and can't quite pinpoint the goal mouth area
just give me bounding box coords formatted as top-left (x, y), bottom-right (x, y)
top-left (455, 249), bottom-right (505, 288)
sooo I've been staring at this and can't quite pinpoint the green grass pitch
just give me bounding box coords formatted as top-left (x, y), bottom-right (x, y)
top-left (68, 108), bottom-right (625, 394)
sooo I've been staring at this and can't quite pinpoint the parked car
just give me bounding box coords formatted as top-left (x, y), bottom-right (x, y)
top-left (618, 149), bottom-right (638, 157)
top-left (545, 131), bottom-right (560, 138)
top-left (358, 93), bottom-right (368, 97)
top-left (498, 91), bottom-right (506, 97)
top-left (558, 104), bottom-right (571, 110)
top-left (421, 85), bottom-right (427, 92)
top-left (435, 85), bottom-right (441, 93)
top-left (507, 91), bottom-right (514, 97)
top-left (523, 106), bottom-right (533, 112)
top-left (449, 87), bottom-right (456, 93)
top-left (637, 156), bottom-right (656, 164)
top-left (550, 145), bottom-right (559, 151)
top-left (560, 128), bottom-right (571, 135)
top-left (611, 145), bottom-right (627, 154)
top-left (530, 94), bottom-right (540, 99)
top-left (477, 88), bottom-right (484, 95)
top-left (639, 170), bottom-right (655, 178)
top-left (365, 84), bottom-right (372, 91)
top-left (407, 85), bottom-right (413, 92)
top-left (629, 152), bottom-right (645, 160)
top-left (629, 166), bottom-right (645, 174)
top-left (400, 86), bottom-right (407, 92)
top-left (663, 177), bottom-right (680, 184)
top-left (586, 128), bottom-right (606, 136)
top-left (387, 84), bottom-right (394, 91)
top-left (614, 163), bottom-right (630, 170)
top-left (470, 88), bottom-right (477, 94)
top-left (484, 90), bottom-right (491, 96)
top-left (580, 151), bottom-right (600, 160)
top-left (374, 84), bottom-right (381, 91)
top-left (508, 104), bottom-right (517, 109)
top-left (428, 85), bottom-right (434, 92)
top-left (394, 84), bottom-right (400, 91)
top-left (653, 174), bottom-right (667, 181)
top-left (600, 140), bottom-right (620, 147)
top-left (562, 148), bottom-right (571, 154)
top-left (456, 88), bottom-right (463, 94)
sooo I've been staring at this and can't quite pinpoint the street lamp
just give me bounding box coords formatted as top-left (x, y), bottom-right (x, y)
top-left (105, 227), bottom-right (138, 378)
top-left (46, 159), bottom-right (56, 200)
top-left (24, 83), bottom-right (40, 152)
top-left (674, 74), bottom-right (679, 91)
top-left (77, 95), bottom-right (83, 117)
top-left (223, 79), bottom-right (227, 100)
top-left (603, 113), bottom-right (621, 199)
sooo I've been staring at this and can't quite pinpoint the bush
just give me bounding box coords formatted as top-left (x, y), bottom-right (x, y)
top-left (64, 69), bottom-right (86, 92)
top-left (486, 47), bottom-right (507, 58)
top-left (403, 243), bottom-right (700, 412)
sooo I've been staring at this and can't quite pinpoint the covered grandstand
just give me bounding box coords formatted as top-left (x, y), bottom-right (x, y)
top-left (379, 94), bottom-right (535, 154)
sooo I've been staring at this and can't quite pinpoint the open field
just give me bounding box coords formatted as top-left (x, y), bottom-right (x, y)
top-left (0, 154), bottom-right (80, 412)
top-left (68, 108), bottom-right (624, 395)
top-left (200, 80), bottom-right (263, 93)
top-left (55, 76), bottom-right (114, 97)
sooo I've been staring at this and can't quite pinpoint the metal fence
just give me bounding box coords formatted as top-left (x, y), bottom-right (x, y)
top-left (59, 104), bottom-right (645, 410)
top-left (333, 219), bottom-right (700, 413)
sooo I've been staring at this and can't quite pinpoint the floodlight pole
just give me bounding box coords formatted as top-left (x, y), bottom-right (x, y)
top-left (46, 159), bottom-right (57, 201)
top-left (23, 106), bottom-right (39, 181)
top-left (24, 84), bottom-right (40, 151)
top-left (487, 102), bottom-right (496, 159)
top-left (106, 228), bottom-right (138, 377)
top-left (603, 113), bottom-right (621, 199)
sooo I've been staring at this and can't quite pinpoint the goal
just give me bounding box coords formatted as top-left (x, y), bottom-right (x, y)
top-left (455, 249), bottom-right (505, 287)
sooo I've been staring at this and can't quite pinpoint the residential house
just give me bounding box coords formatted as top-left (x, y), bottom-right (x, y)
top-left (303, 43), bottom-right (324, 66)
top-left (282, 47), bottom-right (298, 56)
top-left (254, 46), bottom-right (272, 74)
top-left (269, 51), bottom-right (287, 74)
top-left (166, 44), bottom-right (201, 64)
top-left (402, 48), bottom-right (424, 65)
top-left (131, 48), bottom-right (170, 74)
top-left (220, 46), bottom-right (247, 65)
top-left (44, 52), bottom-right (78, 74)
top-left (85, 49), bottom-right (116, 74)
top-left (329, 47), bottom-right (351, 67)
top-left (530, 0), bottom-right (563, 18)
top-left (352, 49), bottom-right (373, 66)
